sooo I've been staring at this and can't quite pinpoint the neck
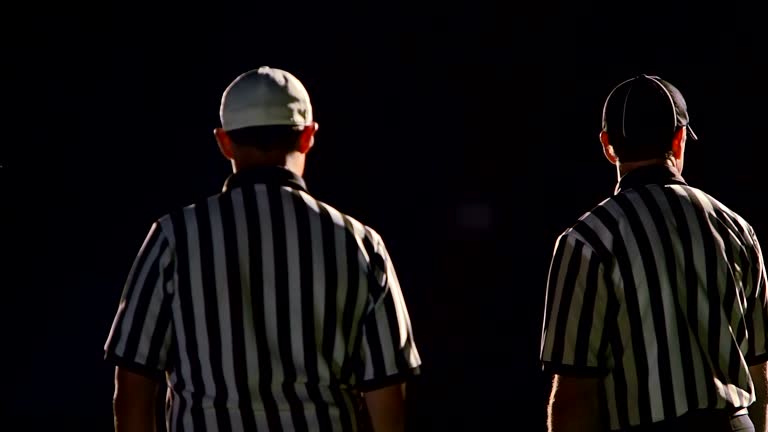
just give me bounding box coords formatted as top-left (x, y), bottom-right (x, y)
top-left (232, 152), bottom-right (305, 177)
top-left (616, 157), bottom-right (680, 179)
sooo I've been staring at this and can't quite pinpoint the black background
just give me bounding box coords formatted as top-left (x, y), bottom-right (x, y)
top-left (2, 3), bottom-right (767, 430)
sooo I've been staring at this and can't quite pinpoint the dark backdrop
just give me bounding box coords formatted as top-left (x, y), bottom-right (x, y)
top-left (2, 3), bottom-right (767, 431)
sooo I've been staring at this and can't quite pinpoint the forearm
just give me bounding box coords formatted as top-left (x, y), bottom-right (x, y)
top-left (750, 400), bottom-right (767, 432)
top-left (548, 375), bottom-right (603, 432)
top-left (364, 383), bottom-right (406, 432)
top-left (114, 395), bottom-right (157, 432)
top-left (549, 399), bottom-right (601, 432)
top-left (113, 367), bottom-right (160, 432)
top-left (750, 363), bottom-right (768, 432)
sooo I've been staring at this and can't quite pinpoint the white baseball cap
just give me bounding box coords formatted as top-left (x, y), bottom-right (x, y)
top-left (219, 66), bottom-right (313, 131)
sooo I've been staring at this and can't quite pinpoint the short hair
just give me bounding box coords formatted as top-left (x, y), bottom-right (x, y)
top-left (226, 125), bottom-right (304, 152)
top-left (608, 128), bottom-right (677, 162)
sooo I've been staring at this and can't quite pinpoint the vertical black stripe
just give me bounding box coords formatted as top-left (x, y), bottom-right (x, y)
top-left (341, 218), bottom-right (364, 380)
top-left (746, 292), bottom-right (758, 361)
top-left (572, 223), bottom-right (612, 261)
top-left (593, 204), bottom-right (652, 425)
top-left (571, 222), bottom-right (619, 371)
top-left (168, 322), bottom-right (182, 431)
top-left (383, 290), bottom-right (409, 373)
top-left (543, 236), bottom-right (567, 340)
top-left (714, 214), bottom-right (744, 395)
top-left (614, 192), bottom-right (676, 418)
top-left (721, 212), bottom-right (751, 251)
top-left (175, 392), bottom-right (186, 432)
top-left (359, 227), bottom-right (387, 386)
top-left (662, 187), bottom-right (717, 408)
top-left (637, 186), bottom-right (699, 410)
top-left (121, 225), bottom-right (162, 308)
top-left (746, 229), bottom-right (765, 361)
top-left (145, 292), bottom-right (173, 370)
top-left (342, 330), bottom-right (370, 431)
top-left (195, 203), bottom-right (232, 432)
top-left (241, 185), bottom-right (282, 432)
top-left (609, 322), bottom-right (627, 427)
top-left (317, 203), bottom-right (354, 429)
top-left (685, 189), bottom-right (731, 403)
top-left (292, 193), bottom-right (333, 432)
top-left (745, 247), bottom-right (763, 362)
top-left (550, 241), bottom-right (584, 365)
top-left (219, 192), bottom-right (259, 431)
top-left (268, 186), bottom-right (309, 432)
top-left (573, 217), bottom-right (626, 427)
top-left (600, 282), bottom-right (622, 431)
top-left (597, 299), bottom-right (617, 363)
top-left (109, 226), bottom-right (160, 356)
top-left (162, 256), bottom-right (175, 292)
top-left (573, 255), bottom-right (601, 367)
top-left (363, 308), bottom-right (387, 380)
top-left (724, 211), bottom-right (755, 357)
top-left (170, 210), bottom-right (207, 432)
top-left (123, 237), bottom-right (167, 363)
top-left (318, 203), bottom-right (338, 366)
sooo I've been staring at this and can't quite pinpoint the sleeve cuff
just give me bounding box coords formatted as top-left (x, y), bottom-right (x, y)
top-left (358, 367), bottom-right (421, 392)
top-left (541, 361), bottom-right (609, 377)
top-left (105, 351), bottom-right (167, 382)
top-left (747, 352), bottom-right (768, 366)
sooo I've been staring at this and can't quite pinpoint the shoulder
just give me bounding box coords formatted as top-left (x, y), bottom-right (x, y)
top-left (307, 194), bottom-right (392, 261)
top-left (149, 191), bottom-right (227, 250)
top-left (676, 185), bottom-right (758, 235)
top-left (684, 186), bottom-right (748, 218)
top-left (560, 197), bottom-right (615, 243)
top-left (553, 194), bottom-right (636, 265)
top-left (304, 194), bottom-right (379, 236)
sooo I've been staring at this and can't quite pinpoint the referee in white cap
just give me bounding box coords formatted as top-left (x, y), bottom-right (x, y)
top-left (104, 66), bottom-right (422, 432)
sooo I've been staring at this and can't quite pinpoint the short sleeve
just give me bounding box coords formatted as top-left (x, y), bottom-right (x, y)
top-left (745, 228), bottom-right (768, 365)
top-left (540, 233), bottom-right (613, 376)
top-left (104, 221), bottom-right (175, 381)
top-left (357, 233), bottom-right (421, 392)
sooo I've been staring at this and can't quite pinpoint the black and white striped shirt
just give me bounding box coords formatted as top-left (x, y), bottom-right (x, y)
top-left (105, 166), bottom-right (421, 432)
top-left (540, 165), bottom-right (768, 431)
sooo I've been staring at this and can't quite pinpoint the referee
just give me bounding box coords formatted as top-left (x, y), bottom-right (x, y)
top-left (540, 75), bottom-right (768, 432)
top-left (104, 67), bottom-right (422, 432)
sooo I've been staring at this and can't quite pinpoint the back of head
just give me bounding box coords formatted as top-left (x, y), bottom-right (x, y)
top-left (219, 66), bottom-right (313, 151)
top-left (602, 74), bottom-right (697, 162)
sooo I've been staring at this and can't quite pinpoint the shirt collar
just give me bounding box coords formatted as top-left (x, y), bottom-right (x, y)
top-left (222, 166), bottom-right (308, 193)
top-left (615, 164), bottom-right (687, 194)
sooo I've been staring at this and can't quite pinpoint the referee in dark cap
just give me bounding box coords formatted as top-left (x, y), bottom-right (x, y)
top-left (540, 74), bottom-right (768, 432)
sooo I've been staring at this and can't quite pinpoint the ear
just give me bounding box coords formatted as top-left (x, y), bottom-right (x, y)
top-left (600, 130), bottom-right (618, 165)
top-left (671, 127), bottom-right (686, 160)
top-left (214, 128), bottom-right (235, 160)
top-left (297, 122), bottom-right (319, 154)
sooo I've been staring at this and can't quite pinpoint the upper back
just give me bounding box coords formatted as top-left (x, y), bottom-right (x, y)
top-left (567, 183), bottom-right (760, 292)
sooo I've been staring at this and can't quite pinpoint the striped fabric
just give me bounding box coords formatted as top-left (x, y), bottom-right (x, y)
top-left (540, 165), bottom-right (768, 431)
top-left (105, 166), bottom-right (421, 432)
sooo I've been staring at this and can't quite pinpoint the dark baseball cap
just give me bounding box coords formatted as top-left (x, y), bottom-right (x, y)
top-left (602, 74), bottom-right (697, 146)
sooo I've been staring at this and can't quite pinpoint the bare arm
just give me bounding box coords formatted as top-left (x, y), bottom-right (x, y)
top-left (750, 362), bottom-right (768, 432)
top-left (548, 374), bottom-right (604, 432)
top-left (113, 367), bottom-right (161, 432)
top-left (363, 383), bottom-right (406, 432)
